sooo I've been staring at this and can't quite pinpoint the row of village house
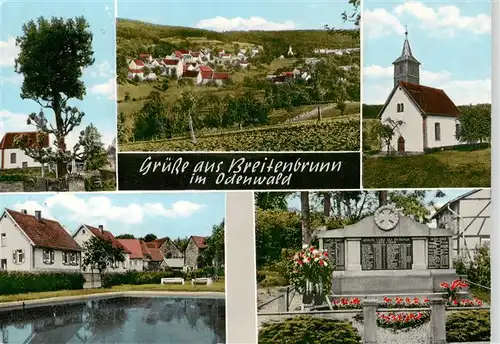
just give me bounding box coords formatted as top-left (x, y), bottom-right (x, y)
top-left (0, 208), bottom-right (208, 273)
top-left (0, 131), bottom-right (116, 172)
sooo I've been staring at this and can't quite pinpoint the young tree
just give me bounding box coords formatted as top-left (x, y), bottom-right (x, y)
top-left (176, 90), bottom-right (199, 144)
top-left (376, 117), bottom-right (404, 153)
top-left (14, 16), bottom-right (95, 177)
top-left (456, 105), bottom-right (491, 144)
top-left (117, 112), bottom-right (128, 143)
top-left (82, 236), bottom-right (125, 281)
top-left (73, 123), bottom-right (108, 171)
top-left (200, 221), bottom-right (225, 274)
top-left (134, 91), bottom-right (171, 140)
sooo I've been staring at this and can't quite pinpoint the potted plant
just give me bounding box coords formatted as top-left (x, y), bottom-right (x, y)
top-left (440, 279), bottom-right (469, 301)
top-left (288, 244), bottom-right (334, 306)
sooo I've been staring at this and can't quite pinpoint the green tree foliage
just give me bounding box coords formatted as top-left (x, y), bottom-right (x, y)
top-left (116, 54), bottom-right (129, 84)
top-left (14, 16), bottom-right (95, 176)
top-left (134, 91), bottom-right (171, 140)
top-left (117, 111), bottom-right (130, 143)
top-left (82, 236), bottom-right (125, 277)
top-left (74, 123), bottom-right (108, 171)
top-left (199, 220), bottom-right (225, 271)
top-left (142, 233), bottom-right (158, 242)
top-left (255, 192), bottom-right (293, 211)
top-left (456, 105), bottom-right (491, 144)
top-left (115, 234), bottom-right (135, 239)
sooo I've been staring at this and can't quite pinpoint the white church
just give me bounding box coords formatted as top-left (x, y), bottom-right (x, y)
top-left (378, 29), bottom-right (462, 153)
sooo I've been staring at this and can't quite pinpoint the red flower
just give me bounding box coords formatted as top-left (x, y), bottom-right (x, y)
top-left (440, 282), bottom-right (450, 289)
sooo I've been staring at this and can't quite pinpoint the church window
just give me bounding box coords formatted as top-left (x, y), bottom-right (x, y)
top-left (400, 103), bottom-right (404, 112)
top-left (434, 123), bottom-right (441, 141)
top-left (396, 103), bottom-right (404, 112)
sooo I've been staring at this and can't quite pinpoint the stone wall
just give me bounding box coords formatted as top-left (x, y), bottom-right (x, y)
top-left (184, 239), bottom-right (199, 271)
top-left (160, 238), bottom-right (184, 259)
top-left (0, 181), bottom-right (23, 192)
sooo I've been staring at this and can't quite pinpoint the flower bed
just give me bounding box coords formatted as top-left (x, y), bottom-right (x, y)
top-left (376, 311), bottom-right (431, 331)
top-left (330, 296), bottom-right (484, 310)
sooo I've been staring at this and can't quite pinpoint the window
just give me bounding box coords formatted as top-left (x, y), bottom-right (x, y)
top-left (1, 233), bottom-right (6, 247)
top-left (399, 64), bottom-right (403, 73)
top-left (22, 162), bottom-right (28, 168)
top-left (455, 123), bottom-right (461, 138)
top-left (396, 103), bottom-right (404, 112)
top-left (123, 260), bottom-right (127, 269)
top-left (69, 252), bottom-right (77, 265)
top-left (400, 103), bottom-right (404, 112)
top-left (434, 123), bottom-right (441, 141)
top-left (63, 252), bottom-right (69, 265)
top-left (10, 153), bottom-right (16, 164)
top-left (43, 250), bottom-right (55, 265)
top-left (13, 249), bottom-right (25, 264)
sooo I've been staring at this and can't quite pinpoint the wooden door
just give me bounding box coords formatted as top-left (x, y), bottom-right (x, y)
top-left (397, 136), bottom-right (405, 152)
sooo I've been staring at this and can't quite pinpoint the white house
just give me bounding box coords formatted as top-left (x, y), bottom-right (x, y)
top-left (117, 239), bottom-right (145, 271)
top-left (378, 29), bottom-right (462, 153)
top-left (128, 69), bottom-right (144, 80)
top-left (0, 209), bottom-right (82, 272)
top-left (0, 132), bottom-right (50, 170)
top-left (162, 59), bottom-right (183, 78)
top-left (128, 59), bottom-right (145, 70)
top-left (430, 189), bottom-right (491, 260)
top-left (72, 224), bottom-right (131, 273)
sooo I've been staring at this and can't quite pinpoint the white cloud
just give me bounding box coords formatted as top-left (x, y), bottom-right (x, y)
top-left (364, 9), bottom-right (406, 38)
top-left (196, 16), bottom-right (296, 32)
top-left (89, 77), bottom-right (116, 100)
top-left (363, 64), bottom-right (490, 105)
top-left (12, 201), bottom-right (55, 221)
top-left (0, 109), bottom-right (31, 137)
top-left (144, 201), bottom-right (206, 218)
top-left (89, 60), bottom-right (113, 78)
top-left (37, 194), bottom-right (206, 228)
top-left (0, 37), bottom-right (20, 67)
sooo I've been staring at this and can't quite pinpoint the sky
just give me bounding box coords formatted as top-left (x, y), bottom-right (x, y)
top-left (363, 0), bottom-right (491, 105)
top-left (1, 0), bottom-right (117, 147)
top-left (0, 192), bottom-right (226, 239)
top-left (117, 0), bottom-right (357, 31)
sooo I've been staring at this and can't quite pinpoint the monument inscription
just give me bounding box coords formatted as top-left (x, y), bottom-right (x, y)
top-left (323, 238), bottom-right (345, 271)
top-left (360, 237), bottom-right (412, 270)
top-left (428, 237), bottom-right (450, 269)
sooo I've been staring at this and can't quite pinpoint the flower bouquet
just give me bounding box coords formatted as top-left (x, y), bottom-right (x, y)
top-left (440, 279), bottom-right (469, 301)
top-left (289, 244), bottom-right (334, 306)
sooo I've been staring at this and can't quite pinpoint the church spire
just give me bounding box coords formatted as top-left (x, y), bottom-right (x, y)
top-left (392, 25), bottom-right (421, 87)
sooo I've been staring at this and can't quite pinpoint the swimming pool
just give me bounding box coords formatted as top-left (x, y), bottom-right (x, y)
top-left (0, 297), bottom-right (226, 343)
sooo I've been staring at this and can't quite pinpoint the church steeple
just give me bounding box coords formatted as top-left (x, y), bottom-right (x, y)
top-left (393, 26), bottom-right (421, 87)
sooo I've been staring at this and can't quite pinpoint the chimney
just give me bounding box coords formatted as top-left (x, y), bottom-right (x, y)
top-left (21, 209), bottom-right (27, 214)
top-left (35, 210), bottom-right (41, 221)
top-left (98, 225), bottom-right (104, 233)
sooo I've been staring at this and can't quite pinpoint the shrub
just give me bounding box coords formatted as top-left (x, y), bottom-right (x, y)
top-left (101, 270), bottom-right (185, 288)
top-left (0, 271), bottom-right (85, 295)
top-left (258, 316), bottom-right (362, 344)
top-left (424, 142), bottom-right (490, 154)
top-left (446, 311), bottom-right (490, 342)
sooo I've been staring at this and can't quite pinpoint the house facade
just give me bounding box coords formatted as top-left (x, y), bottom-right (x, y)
top-left (0, 132), bottom-right (50, 170)
top-left (378, 30), bottom-right (462, 153)
top-left (183, 236), bottom-right (207, 271)
top-left (431, 189), bottom-right (491, 260)
top-left (72, 224), bottom-right (131, 273)
top-left (116, 239), bottom-right (145, 271)
top-left (0, 209), bottom-right (82, 272)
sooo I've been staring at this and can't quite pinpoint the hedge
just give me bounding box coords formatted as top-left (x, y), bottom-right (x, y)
top-left (259, 316), bottom-right (362, 344)
top-left (424, 142), bottom-right (490, 154)
top-left (101, 270), bottom-right (186, 288)
top-left (446, 310), bottom-right (490, 342)
top-left (0, 271), bottom-right (85, 295)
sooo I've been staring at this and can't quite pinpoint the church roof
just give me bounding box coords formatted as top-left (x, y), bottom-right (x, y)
top-left (399, 81), bottom-right (461, 117)
top-left (393, 29), bottom-right (420, 65)
top-left (379, 81), bottom-right (461, 119)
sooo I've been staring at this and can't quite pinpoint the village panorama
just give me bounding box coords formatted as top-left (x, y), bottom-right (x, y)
top-left (116, 18), bottom-right (361, 152)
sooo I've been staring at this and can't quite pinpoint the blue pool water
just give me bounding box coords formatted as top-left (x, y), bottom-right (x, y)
top-left (0, 297), bottom-right (226, 344)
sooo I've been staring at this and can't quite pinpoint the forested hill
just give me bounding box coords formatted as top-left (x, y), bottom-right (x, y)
top-left (116, 18), bottom-right (359, 58)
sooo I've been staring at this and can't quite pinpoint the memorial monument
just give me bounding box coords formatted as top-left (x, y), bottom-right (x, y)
top-left (317, 205), bottom-right (460, 295)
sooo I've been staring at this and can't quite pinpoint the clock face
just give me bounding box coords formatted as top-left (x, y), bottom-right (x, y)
top-left (374, 206), bottom-right (399, 231)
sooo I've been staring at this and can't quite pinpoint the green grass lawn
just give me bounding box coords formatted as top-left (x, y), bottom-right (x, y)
top-left (363, 149), bottom-right (491, 188)
top-left (0, 282), bottom-right (225, 303)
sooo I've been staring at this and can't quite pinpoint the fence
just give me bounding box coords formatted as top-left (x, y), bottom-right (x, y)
top-left (258, 289), bottom-right (490, 344)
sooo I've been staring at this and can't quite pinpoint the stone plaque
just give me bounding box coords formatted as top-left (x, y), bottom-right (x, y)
top-left (323, 238), bottom-right (345, 271)
top-left (361, 237), bottom-right (412, 270)
top-left (428, 237), bottom-right (450, 269)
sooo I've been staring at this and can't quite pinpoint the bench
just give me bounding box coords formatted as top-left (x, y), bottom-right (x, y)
top-left (161, 278), bottom-right (185, 285)
top-left (191, 277), bottom-right (213, 285)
